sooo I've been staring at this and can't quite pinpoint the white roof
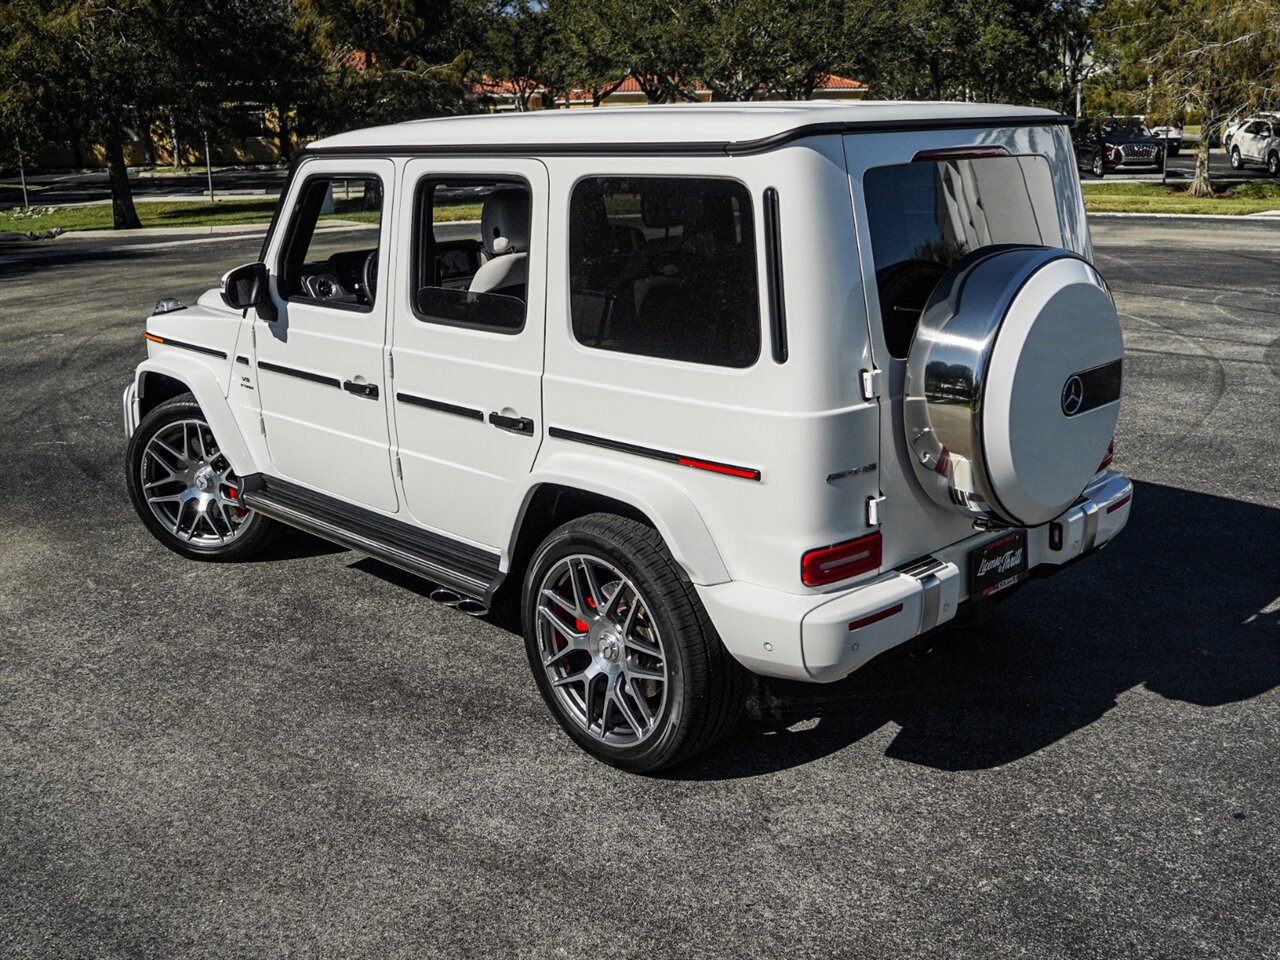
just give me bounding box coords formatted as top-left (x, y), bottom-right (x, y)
top-left (311, 101), bottom-right (1065, 153)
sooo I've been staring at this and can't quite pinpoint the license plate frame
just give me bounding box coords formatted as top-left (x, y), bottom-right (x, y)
top-left (970, 530), bottom-right (1029, 600)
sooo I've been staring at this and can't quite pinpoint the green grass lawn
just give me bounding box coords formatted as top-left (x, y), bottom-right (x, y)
top-left (0, 197), bottom-right (483, 235)
top-left (1082, 180), bottom-right (1280, 215)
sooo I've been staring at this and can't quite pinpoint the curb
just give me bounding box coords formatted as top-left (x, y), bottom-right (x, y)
top-left (1088, 211), bottom-right (1280, 221)
top-left (53, 219), bottom-right (373, 240)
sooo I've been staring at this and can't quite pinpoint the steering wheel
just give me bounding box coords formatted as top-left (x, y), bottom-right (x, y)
top-left (362, 250), bottom-right (379, 304)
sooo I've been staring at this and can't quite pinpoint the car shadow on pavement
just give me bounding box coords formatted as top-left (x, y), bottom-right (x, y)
top-left (667, 480), bottom-right (1280, 780)
top-left (0, 244), bottom-right (148, 279)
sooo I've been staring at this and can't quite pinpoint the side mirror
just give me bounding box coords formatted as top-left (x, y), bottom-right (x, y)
top-left (220, 262), bottom-right (276, 320)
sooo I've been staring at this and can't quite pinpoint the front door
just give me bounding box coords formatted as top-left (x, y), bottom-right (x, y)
top-left (388, 159), bottom-right (549, 550)
top-left (256, 158), bottom-right (398, 512)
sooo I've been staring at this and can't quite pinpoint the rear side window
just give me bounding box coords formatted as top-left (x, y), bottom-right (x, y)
top-left (569, 177), bottom-right (760, 368)
top-left (411, 178), bottom-right (532, 334)
top-left (864, 155), bottom-right (1063, 358)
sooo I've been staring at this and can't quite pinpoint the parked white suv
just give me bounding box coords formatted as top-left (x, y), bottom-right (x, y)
top-left (123, 103), bottom-right (1132, 771)
top-left (1228, 116), bottom-right (1280, 176)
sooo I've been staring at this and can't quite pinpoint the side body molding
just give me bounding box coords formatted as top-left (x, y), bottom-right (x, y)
top-left (509, 452), bottom-right (731, 587)
top-left (134, 354), bottom-right (256, 475)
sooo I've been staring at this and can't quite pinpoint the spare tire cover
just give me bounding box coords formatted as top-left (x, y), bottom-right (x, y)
top-left (903, 246), bottom-right (1123, 527)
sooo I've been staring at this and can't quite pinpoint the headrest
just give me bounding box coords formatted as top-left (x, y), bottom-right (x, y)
top-left (480, 189), bottom-right (531, 256)
top-left (642, 190), bottom-right (702, 229)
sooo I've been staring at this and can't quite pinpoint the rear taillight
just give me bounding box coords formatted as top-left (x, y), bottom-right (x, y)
top-left (801, 532), bottom-right (882, 587)
top-left (1099, 438), bottom-right (1115, 472)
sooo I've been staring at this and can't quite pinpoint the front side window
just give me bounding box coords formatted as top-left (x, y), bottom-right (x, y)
top-left (864, 155), bottom-right (1064, 358)
top-left (569, 177), bottom-right (761, 368)
top-left (411, 179), bottom-right (532, 334)
top-left (278, 175), bottom-right (383, 311)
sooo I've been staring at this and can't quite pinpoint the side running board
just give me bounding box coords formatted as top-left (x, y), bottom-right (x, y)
top-left (240, 474), bottom-right (503, 602)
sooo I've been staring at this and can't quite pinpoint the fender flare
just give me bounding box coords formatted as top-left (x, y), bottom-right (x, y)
top-left (507, 451), bottom-right (731, 587)
top-left (135, 355), bottom-right (255, 475)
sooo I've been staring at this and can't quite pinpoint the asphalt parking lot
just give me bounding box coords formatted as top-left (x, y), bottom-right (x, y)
top-left (2, 217), bottom-right (1278, 958)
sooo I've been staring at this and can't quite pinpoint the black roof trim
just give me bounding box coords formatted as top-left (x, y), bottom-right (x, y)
top-left (301, 113), bottom-right (1073, 160)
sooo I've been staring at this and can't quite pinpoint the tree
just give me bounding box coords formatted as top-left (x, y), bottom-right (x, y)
top-left (294, 0), bottom-right (478, 131)
top-left (553, 0), bottom-right (705, 103)
top-left (0, 0), bottom-right (280, 229)
top-left (869, 0), bottom-right (1058, 103)
top-left (1046, 0), bottom-right (1103, 115)
top-left (698, 0), bottom-right (858, 101)
top-left (474, 0), bottom-right (553, 110)
top-left (544, 0), bottom-right (628, 106)
top-left (1094, 0), bottom-right (1280, 196)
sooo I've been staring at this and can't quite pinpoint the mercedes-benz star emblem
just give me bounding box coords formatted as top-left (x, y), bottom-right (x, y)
top-left (1061, 375), bottom-right (1085, 416)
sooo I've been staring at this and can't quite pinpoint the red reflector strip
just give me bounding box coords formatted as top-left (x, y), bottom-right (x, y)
top-left (1106, 494), bottom-right (1131, 514)
top-left (144, 333), bottom-right (165, 344)
top-left (848, 603), bottom-right (904, 632)
top-left (677, 457), bottom-right (760, 481)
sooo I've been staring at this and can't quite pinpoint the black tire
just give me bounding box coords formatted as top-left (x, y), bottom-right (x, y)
top-left (125, 393), bottom-right (276, 561)
top-left (1268, 152), bottom-right (1279, 177)
top-left (1092, 153), bottom-right (1105, 178)
top-left (1231, 146), bottom-right (1244, 170)
top-left (522, 513), bottom-right (747, 773)
top-left (1167, 144), bottom-right (1180, 157)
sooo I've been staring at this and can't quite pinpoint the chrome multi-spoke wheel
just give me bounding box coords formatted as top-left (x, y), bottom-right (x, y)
top-left (126, 393), bottom-right (275, 561)
top-left (536, 554), bottom-right (668, 745)
top-left (522, 513), bottom-right (747, 772)
top-left (140, 419), bottom-right (249, 545)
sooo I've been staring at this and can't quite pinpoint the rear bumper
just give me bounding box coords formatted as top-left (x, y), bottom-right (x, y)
top-left (697, 471), bottom-right (1133, 683)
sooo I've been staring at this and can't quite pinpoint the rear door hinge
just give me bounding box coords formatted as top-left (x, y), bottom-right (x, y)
top-left (866, 494), bottom-right (886, 527)
top-left (394, 456), bottom-right (403, 479)
top-left (258, 415), bottom-right (267, 437)
top-left (388, 354), bottom-right (394, 379)
top-left (860, 368), bottom-right (883, 401)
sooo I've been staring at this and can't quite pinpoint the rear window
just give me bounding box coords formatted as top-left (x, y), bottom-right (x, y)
top-left (568, 177), bottom-right (761, 368)
top-left (864, 155), bottom-right (1063, 358)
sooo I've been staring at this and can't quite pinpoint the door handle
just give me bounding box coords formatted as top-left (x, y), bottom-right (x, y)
top-left (343, 380), bottom-right (380, 400)
top-left (489, 412), bottom-right (534, 435)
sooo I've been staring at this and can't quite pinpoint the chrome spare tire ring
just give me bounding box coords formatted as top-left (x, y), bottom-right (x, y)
top-left (140, 418), bottom-right (251, 546)
top-left (535, 554), bottom-right (669, 746)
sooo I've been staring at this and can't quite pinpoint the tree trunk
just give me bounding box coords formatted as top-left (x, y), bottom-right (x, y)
top-left (275, 103), bottom-right (292, 162)
top-left (1190, 96), bottom-right (1214, 198)
top-left (142, 121), bottom-right (157, 166)
top-left (105, 134), bottom-right (142, 229)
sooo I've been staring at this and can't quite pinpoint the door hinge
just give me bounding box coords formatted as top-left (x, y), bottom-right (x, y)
top-left (251, 325), bottom-right (257, 350)
top-left (388, 354), bottom-right (394, 379)
top-left (258, 415), bottom-right (267, 437)
top-left (866, 494), bottom-right (886, 527)
top-left (394, 456), bottom-right (402, 479)
top-left (860, 368), bottom-right (883, 401)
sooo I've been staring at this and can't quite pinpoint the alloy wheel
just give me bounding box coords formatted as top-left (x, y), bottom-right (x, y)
top-left (535, 554), bottom-right (669, 746)
top-left (139, 418), bottom-right (250, 545)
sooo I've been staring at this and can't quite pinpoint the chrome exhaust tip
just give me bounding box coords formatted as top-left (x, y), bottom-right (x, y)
top-left (430, 587), bottom-right (462, 607)
top-left (455, 598), bottom-right (489, 617)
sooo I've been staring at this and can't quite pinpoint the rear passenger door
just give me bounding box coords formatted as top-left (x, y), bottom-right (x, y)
top-left (389, 159), bottom-right (548, 551)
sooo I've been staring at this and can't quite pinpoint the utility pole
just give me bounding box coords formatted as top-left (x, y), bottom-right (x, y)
top-left (15, 138), bottom-right (29, 210)
top-left (203, 129), bottom-right (214, 202)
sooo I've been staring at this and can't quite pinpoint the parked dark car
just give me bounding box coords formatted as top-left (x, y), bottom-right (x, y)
top-left (1072, 117), bottom-right (1165, 178)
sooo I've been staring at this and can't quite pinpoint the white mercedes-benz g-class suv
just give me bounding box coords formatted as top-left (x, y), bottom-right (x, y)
top-left (123, 102), bottom-right (1132, 771)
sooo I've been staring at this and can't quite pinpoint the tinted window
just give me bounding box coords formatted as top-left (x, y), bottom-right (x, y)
top-left (278, 175), bottom-right (383, 311)
top-left (569, 177), bottom-right (760, 368)
top-left (412, 179), bottom-right (532, 334)
top-left (864, 156), bottom-right (1064, 358)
